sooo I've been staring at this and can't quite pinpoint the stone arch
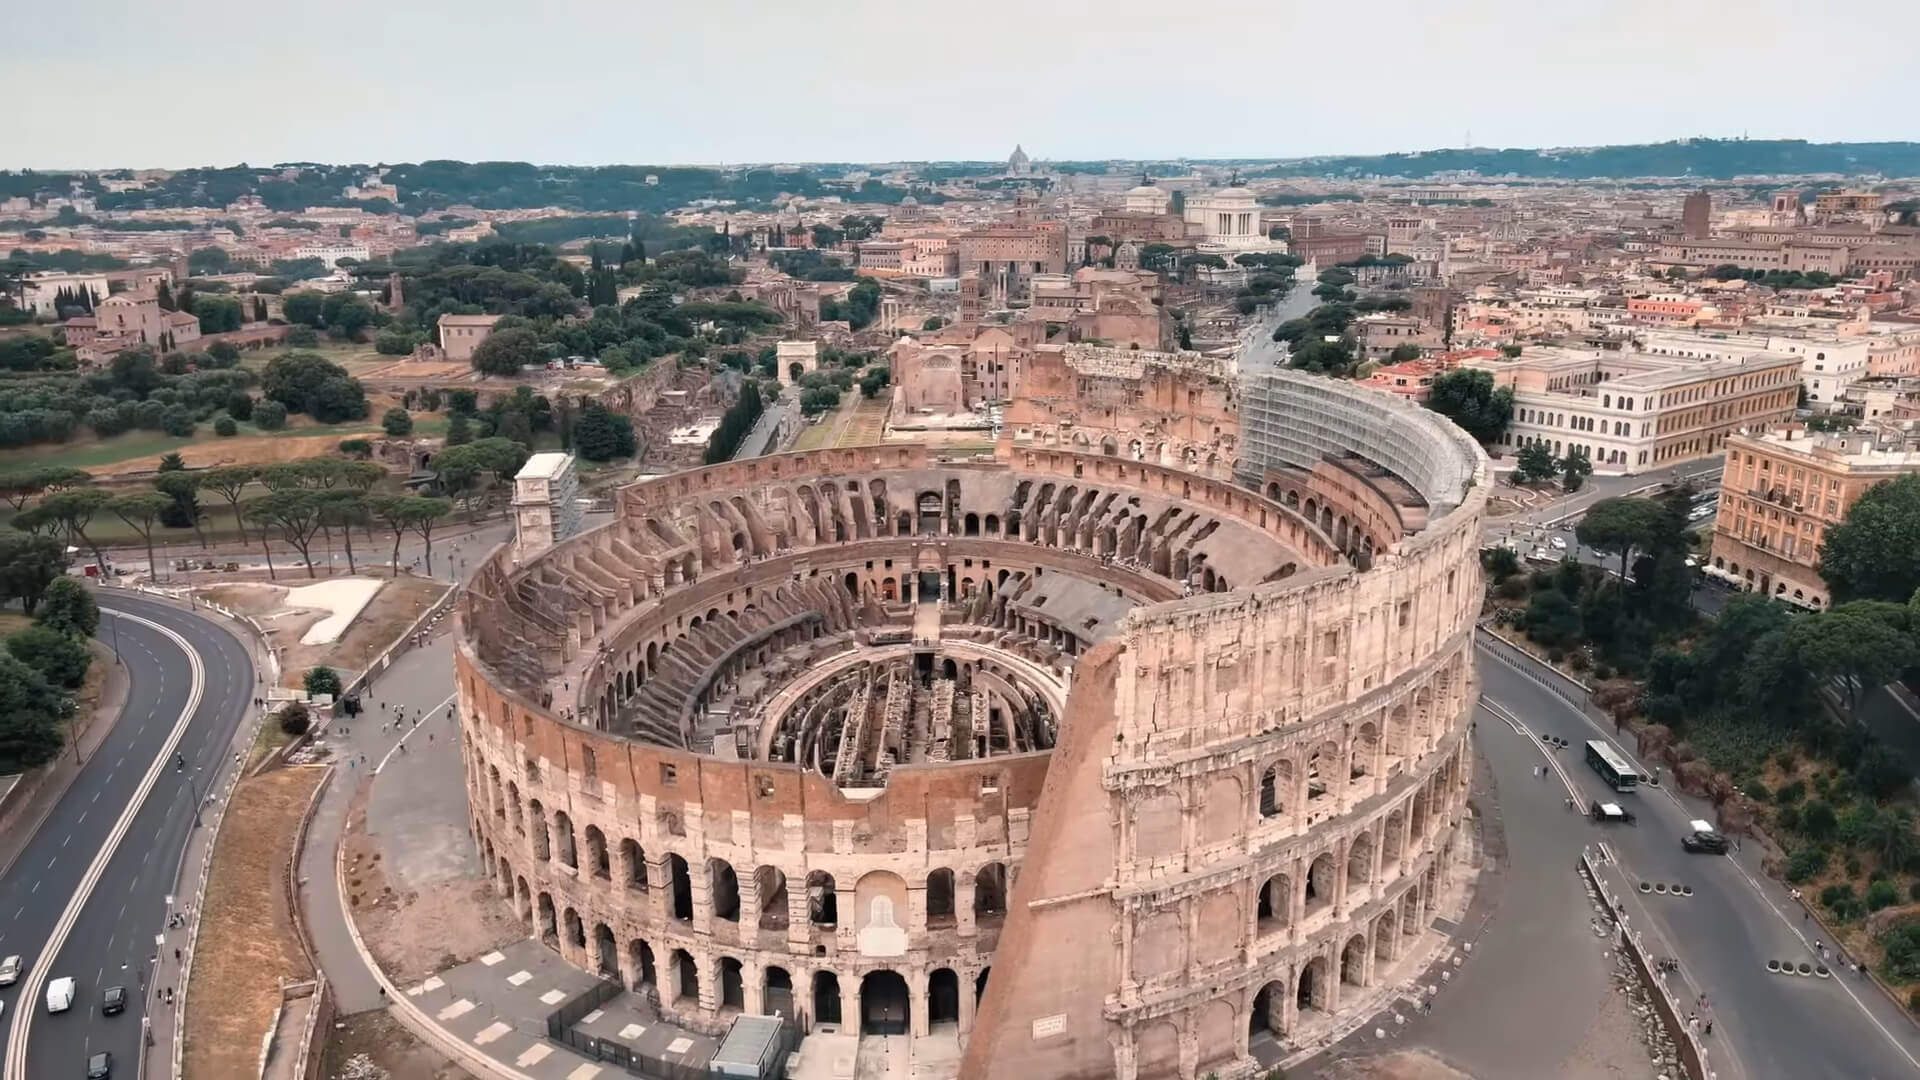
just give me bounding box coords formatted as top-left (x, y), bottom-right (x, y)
top-left (1259, 757), bottom-right (1293, 819)
top-left (1304, 852), bottom-right (1336, 919)
top-left (1341, 933), bottom-right (1369, 987)
top-left (755, 865), bottom-right (788, 929)
top-left (515, 876), bottom-right (532, 925)
top-left (506, 781), bottom-right (523, 833)
top-left (592, 922), bottom-right (617, 976)
top-left (926, 868), bottom-right (956, 926)
top-left (528, 798), bottom-right (550, 860)
top-left (1374, 907), bottom-right (1399, 966)
top-left (721, 956), bottom-right (746, 1011)
top-left (620, 838), bottom-right (647, 890)
top-left (710, 858), bottom-right (741, 922)
top-left (1351, 721), bottom-right (1379, 781)
top-left (584, 825), bottom-right (609, 879)
top-left (928, 967), bottom-right (960, 1027)
top-left (1257, 871), bottom-right (1292, 935)
top-left (671, 948), bottom-right (699, 1005)
top-left (1381, 808), bottom-right (1406, 880)
top-left (667, 854), bottom-right (694, 921)
top-left (807, 870), bottom-right (838, 926)
top-left (628, 938), bottom-right (656, 989)
top-left (764, 965), bottom-right (794, 1019)
top-left (563, 905), bottom-right (584, 949)
top-left (813, 970), bottom-right (843, 1026)
top-left (1347, 832), bottom-right (1375, 888)
top-left (860, 969), bottom-right (910, 1035)
top-left (974, 862), bottom-right (1008, 921)
top-left (1305, 741), bottom-right (1339, 811)
top-left (1296, 954), bottom-right (1330, 1013)
top-left (1250, 979), bottom-right (1287, 1042)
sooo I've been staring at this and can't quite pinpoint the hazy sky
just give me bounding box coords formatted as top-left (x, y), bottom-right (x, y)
top-left (5, 0), bottom-right (1915, 170)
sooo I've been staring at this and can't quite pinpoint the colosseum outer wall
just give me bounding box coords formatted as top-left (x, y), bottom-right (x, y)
top-left (960, 446), bottom-right (1486, 1079)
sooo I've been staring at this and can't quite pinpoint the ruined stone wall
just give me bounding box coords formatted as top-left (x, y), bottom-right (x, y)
top-left (960, 432), bottom-right (1488, 1080)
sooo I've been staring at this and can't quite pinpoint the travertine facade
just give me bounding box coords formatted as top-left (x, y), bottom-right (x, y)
top-left (452, 376), bottom-right (1485, 1077)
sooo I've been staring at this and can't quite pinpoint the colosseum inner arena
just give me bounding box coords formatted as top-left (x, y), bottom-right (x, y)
top-left (453, 369), bottom-right (1488, 1079)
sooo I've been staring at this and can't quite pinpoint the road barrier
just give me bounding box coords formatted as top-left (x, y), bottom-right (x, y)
top-left (1580, 848), bottom-right (1710, 1080)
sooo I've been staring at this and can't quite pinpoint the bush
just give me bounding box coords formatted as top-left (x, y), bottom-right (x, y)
top-left (1867, 879), bottom-right (1900, 911)
top-left (1821, 883), bottom-right (1860, 920)
top-left (1567, 651), bottom-right (1590, 672)
top-left (1885, 923), bottom-right (1920, 983)
top-left (277, 701), bottom-right (311, 736)
top-left (1775, 779), bottom-right (1805, 805)
top-left (1546, 647), bottom-right (1566, 664)
top-left (284, 325), bottom-right (318, 347)
top-left (6, 626), bottom-right (92, 688)
top-left (1909, 988), bottom-right (1920, 1015)
top-left (1784, 846), bottom-right (1826, 883)
top-left (304, 665), bottom-right (343, 699)
top-left (1496, 577), bottom-right (1528, 600)
top-left (338, 438), bottom-right (372, 458)
top-left (374, 329), bottom-right (419, 356)
top-left (382, 408), bottom-right (413, 437)
top-left (1846, 854), bottom-right (1864, 877)
top-left (253, 399), bottom-right (288, 430)
top-left (213, 416), bottom-right (237, 436)
top-left (37, 578), bottom-right (99, 638)
top-left (1801, 799), bottom-right (1837, 841)
top-left (1775, 804), bottom-right (1802, 831)
top-left (1910, 881), bottom-right (1920, 903)
top-left (1592, 663), bottom-right (1614, 681)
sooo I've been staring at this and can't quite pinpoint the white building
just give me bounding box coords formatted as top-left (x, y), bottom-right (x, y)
top-left (292, 243), bottom-right (372, 268)
top-left (512, 452), bottom-right (582, 562)
top-left (1641, 330), bottom-right (1871, 413)
top-left (18, 272), bottom-right (111, 316)
top-left (1182, 187), bottom-right (1280, 254)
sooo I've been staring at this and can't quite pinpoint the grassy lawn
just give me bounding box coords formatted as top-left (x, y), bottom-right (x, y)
top-left (0, 416), bottom-right (409, 475)
top-left (239, 341), bottom-right (389, 376)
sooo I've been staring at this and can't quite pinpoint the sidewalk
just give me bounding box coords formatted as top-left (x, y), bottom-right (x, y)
top-left (0, 638), bottom-right (130, 879)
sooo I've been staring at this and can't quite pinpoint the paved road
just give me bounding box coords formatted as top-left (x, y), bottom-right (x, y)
top-left (0, 593), bottom-right (255, 1080)
top-left (1477, 647), bottom-right (1920, 1080)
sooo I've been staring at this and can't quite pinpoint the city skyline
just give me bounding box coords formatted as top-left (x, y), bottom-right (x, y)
top-left (5, 0), bottom-right (1917, 170)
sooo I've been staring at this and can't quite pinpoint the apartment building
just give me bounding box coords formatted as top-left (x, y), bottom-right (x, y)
top-left (1709, 424), bottom-right (1920, 608)
top-left (1469, 344), bottom-right (1799, 475)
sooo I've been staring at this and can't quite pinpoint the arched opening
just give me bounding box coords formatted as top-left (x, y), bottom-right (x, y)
top-left (628, 939), bottom-right (656, 990)
top-left (1256, 872), bottom-right (1292, 936)
top-left (563, 906), bottom-right (586, 949)
top-left (621, 839), bottom-right (647, 890)
top-left (668, 854), bottom-right (694, 922)
top-left (584, 826), bottom-right (609, 879)
top-left (1250, 980), bottom-right (1286, 1044)
top-left (593, 922), bottom-right (617, 976)
top-left (964, 512), bottom-right (980, 536)
top-left (843, 571), bottom-right (860, 599)
top-left (974, 863), bottom-right (1007, 922)
top-left (860, 970), bottom-right (910, 1035)
top-left (974, 967), bottom-right (991, 1005)
top-left (1341, 934), bottom-right (1369, 987)
top-left (926, 869), bottom-right (956, 927)
top-left (813, 971), bottom-right (843, 1026)
top-left (789, 361), bottom-right (806, 382)
top-left (1347, 833), bottom-right (1374, 889)
top-left (671, 949), bottom-right (699, 1005)
top-left (710, 858), bottom-right (741, 922)
top-left (1296, 956), bottom-right (1328, 1014)
top-left (1259, 759), bottom-right (1290, 819)
top-left (928, 968), bottom-right (960, 1028)
top-left (764, 966), bottom-right (794, 1020)
top-left (917, 492), bottom-right (943, 535)
top-left (1304, 853), bottom-right (1335, 919)
top-left (807, 871), bottom-right (838, 927)
top-left (1374, 909), bottom-right (1398, 967)
top-left (720, 957), bottom-right (746, 1012)
top-left (515, 877), bottom-right (531, 925)
top-left (536, 892), bottom-right (558, 945)
top-left (529, 799), bottom-right (550, 860)
top-left (756, 866), bottom-right (789, 930)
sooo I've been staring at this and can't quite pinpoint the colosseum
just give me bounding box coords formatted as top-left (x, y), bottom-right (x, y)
top-left (452, 367), bottom-right (1487, 1079)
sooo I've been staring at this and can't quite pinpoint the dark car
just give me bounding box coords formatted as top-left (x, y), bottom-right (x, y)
top-left (101, 985), bottom-right (127, 1016)
top-left (1683, 830), bottom-right (1730, 854)
top-left (86, 1051), bottom-right (111, 1079)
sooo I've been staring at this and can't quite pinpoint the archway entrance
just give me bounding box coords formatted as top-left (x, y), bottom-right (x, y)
top-left (813, 971), bottom-right (843, 1027)
top-left (860, 970), bottom-right (910, 1035)
top-left (765, 967), bottom-right (794, 1020)
top-left (1250, 980), bottom-right (1285, 1044)
top-left (917, 570), bottom-right (940, 601)
top-left (928, 968), bottom-right (960, 1028)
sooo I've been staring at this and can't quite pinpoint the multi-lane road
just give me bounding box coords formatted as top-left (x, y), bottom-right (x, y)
top-left (1477, 644), bottom-right (1920, 1080)
top-left (0, 591), bottom-right (254, 1080)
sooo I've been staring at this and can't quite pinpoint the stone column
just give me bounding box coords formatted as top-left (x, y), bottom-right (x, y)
top-left (745, 962), bottom-right (765, 1016)
top-left (1288, 856), bottom-right (1306, 939)
top-left (956, 883), bottom-right (977, 938)
top-left (739, 871), bottom-right (762, 939)
top-left (907, 884), bottom-right (927, 935)
top-left (698, 952), bottom-right (720, 1016)
top-left (909, 965), bottom-right (929, 1037)
top-left (787, 880), bottom-right (811, 948)
top-left (646, 857), bottom-right (673, 926)
top-left (957, 965), bottom-right (976, 1034)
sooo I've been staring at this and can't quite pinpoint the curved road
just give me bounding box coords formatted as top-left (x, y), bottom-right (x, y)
top-left (0, 592), bottom-right (254, 1080)
top-left (1478, 645), bottom-right (1920, 1080)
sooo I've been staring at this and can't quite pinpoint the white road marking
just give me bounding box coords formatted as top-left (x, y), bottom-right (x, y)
top-left (479, 951), bottom-right (504, 966)
top-left (506, 970), bottom-right (531, 986)
top-left (618, 1023), bottom-right (645, 1039)
top-left (436, 999), bottom-right (475, 1021)
top-left (539, 988), bottom-right (566, 1005)
top-left (473, 1021), bottom-right (511, 1045)
top-left (515, 1044), bottom-right (552, 1067)
top-left (565, 1064), bottom-right (602, 1080)
top-left (372, 691), bottom-right (457, 775)
top-left (4, 608), bottom-right (207, 1080)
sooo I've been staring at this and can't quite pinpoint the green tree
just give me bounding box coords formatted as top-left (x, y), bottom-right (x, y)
top-left (320, 291), bottom-right (374, 339)
top-left (304, 665), bottom-right (343, 699)
top-left (37, 577), bottom-right (99, 638)
top-left (382, 407), bottom-right (413, 437)
top-left (1513, 442), bottom-right (1559, 484)
top-left (1819, 474), bottom-right (1920, 604)
top-left (214, 416), bottom-right (237, 436)
top-left (1576, 497), bottom-right (1666, 583)
top-left (1425, 369), bottom-right (1515, 445)
top-left (198, 465), bottom-right (256, 542)
top-left (316, 491), bottom-right (368, 574)
top-left (470, 327), bottom-right (542, 376)
top-left (0, 532), bottom-right (68, 614)
top-left (110, 492), bottom-right (172, 578)
top-left (246, 490), bottom-right (324, 578)
top-left (366, 494), bottom-right (453, 577)
top-left (572, 403), bottom-right (636, 461)
top-left (253, 399), bottom-right (288, 429)
top-left (0, 651), bottom-right (67, 772)
top-left (6, 626), bottom-right (91, 688)
top-left (153, 472), bottom-right (205, 545)
top-left (187, 246), bottom-right (231, 274)
top-left (1559, 448), bottom-right (1593, 493)
top-left (1862, 807), bottom-right (1917, 870)
top-left (39, 488), bottom-right (114, 571)
top-left (445, 411), bottom-right (473, 446)
top-left (1524, 589), bottom-right (1583, 648)
top-left (281, 289), bottom-right (326, 328)
top-left (1787, 602), bottom-right (1915, 720)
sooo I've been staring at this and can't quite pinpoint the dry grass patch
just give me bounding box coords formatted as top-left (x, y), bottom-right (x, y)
top-left (196, 575), bottom-right (448, 689)
top-left (322, 1009), bottom-right (469, 1080)
top-left (181, 765), bottom-right (326, 1080)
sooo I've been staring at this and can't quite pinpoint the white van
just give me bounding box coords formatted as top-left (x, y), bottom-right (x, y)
top-left (46, 976), bottom-right (75, 1014)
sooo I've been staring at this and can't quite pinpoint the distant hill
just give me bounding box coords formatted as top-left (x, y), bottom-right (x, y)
top-left (1251, 139), bottom-right (1920, 181)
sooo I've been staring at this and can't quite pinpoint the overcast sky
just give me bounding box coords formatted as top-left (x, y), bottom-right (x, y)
top-left (5, 0), bottom-right (1915, 170)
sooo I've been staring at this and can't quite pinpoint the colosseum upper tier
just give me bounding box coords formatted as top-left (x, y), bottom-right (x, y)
top-left (452, 371), bottom-right (1488, 1080)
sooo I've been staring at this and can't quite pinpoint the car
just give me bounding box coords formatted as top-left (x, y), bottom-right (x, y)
top-left (86, 1051), bottom-right (111, 1079)
top-left (1549, 536), bottom-right (1567, 550)
top-left (1590, 800), bottom-right (1636, 824)
top-left (101, 985), bottom-right (126, 1016)
top-left (1529, 547), bottom-right (1552, 563)
top-left (45, 975), bottom-right (74, 1013)
top-left (1683, 829), bottom-right (1730, 854)
top-left (0, 954), bottom-right (18, 986)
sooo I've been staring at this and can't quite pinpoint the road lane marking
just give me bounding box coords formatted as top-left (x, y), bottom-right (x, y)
top-left (4, 607), bottom-right (206, 1080)
top-left (373, 691), bottom-right (457, 775)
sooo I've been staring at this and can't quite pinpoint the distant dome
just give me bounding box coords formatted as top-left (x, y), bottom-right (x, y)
top-left (901, 195), bottom-right (919, 206)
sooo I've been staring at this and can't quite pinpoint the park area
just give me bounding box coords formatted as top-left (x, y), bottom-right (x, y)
top-left (180, 764), bottom-right (327, 1080)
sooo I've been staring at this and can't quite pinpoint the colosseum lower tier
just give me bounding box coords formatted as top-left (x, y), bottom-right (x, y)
top-left (452, 373), bottom-right (1488, 1079)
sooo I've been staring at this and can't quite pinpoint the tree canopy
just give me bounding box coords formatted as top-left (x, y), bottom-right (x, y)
top-left (1425, 369), bottom-right (1514, 446)
top-left (1818, 474), bottom-right (1920, 605)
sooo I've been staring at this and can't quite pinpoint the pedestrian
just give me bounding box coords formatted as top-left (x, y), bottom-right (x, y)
top-left (399, 742), bottom-right (407, 755)
top-left (1703, 1019), bottom-right (1713, 1036)
top-left (174, 947), bottom-right (181, 961)
top-left (428, 733), bottom-right (433, 742)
